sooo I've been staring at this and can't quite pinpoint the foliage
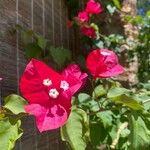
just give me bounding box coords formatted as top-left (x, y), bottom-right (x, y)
top-left (60, 1), bottom-right (150, 150)
top-left (124, 10), bottom-right (150, 82)
top-left (128, 113), bottom-right (150, 150)
top-left (61, 107), bottom-right (89, 150)
top-left (12, 25), bottom-right (72, 69)
top-left (0, 118), bottom-right (23, 150)
top-left (0, 94), bottom-right (27, 150)
top-left (61, 79), bottom-right (150, 150)
top-left (49, 47), bottom-right (72, 68)
top-left (4, 94), bottom-right (28, 115)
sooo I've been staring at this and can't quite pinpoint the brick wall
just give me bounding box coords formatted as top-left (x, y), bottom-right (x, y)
top-left (0, 0), bottom-right (74, 149)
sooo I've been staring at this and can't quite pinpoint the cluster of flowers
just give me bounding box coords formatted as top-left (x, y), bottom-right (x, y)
top-left (19, 0), bottom-right (124, 132)
top-left (68, 0), bottom-right (103, 38)
top-left (78, 0), bottom-right (102, 38)
top-left (20, 49), bottom-right (124, 132)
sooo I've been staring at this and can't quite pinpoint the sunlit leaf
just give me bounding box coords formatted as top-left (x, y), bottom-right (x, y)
top-left (146, 10), bottom-right (150, 17)
top-left (4, 94), bottom-right (28, 115)
top-left (108, 87), bottom-right (143, 110)
top-left (107, 4), bottom-right (116, 15)
top-left (89, 100), bottom-right (100, 112)
top-left (113, 0), bottom-right (121, 9)
top-left (96, 111), bottom-right (113, 128)
top-left (0, 113), bottom-right (5, 119)
top-left (78, 93), bottom-right (91, 104)
top-left (129, 114), bottom-right (150, 150)
top-left (61, 108), bottom-right (89, 150)
top-left (111, 94), bottom-right (143, 110)
top-left (94, 40), bottom-right (104, 48)
top-left (92, 85), bottom-right (107, 98)
top-left (0, 118), bottom-right (23, 150)
top-left (107, 87), bottom-right (130, 98)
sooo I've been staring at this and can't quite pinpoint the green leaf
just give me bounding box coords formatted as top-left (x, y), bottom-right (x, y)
top-left (107, 87), bottom-right (130, 98)
top-left (77, 93), bottom-right (99, 112)
top-left (94, 40), bottom-right (104, 48)
top-left (4, 94), bottom-right (28, 115)
top-left (96, 111), bottom-right (113, 128)
top-left (0, 118), bottom-right (11, 133)
top-left (21, 30), bottom-right (33, 45)
top-left (108, 86), bottom-right (142, 111)
top-left (120, 128), bottom-right (130, 138)
top-left (146, 10), bottom-right (150, 17)
top-left (89, 100), bottom-right (100, 112)
top-left (90, 122), bottom-right (107, 149)
top-left (78, 93), bottom-right (91, 104)
top-left (123, 15), bottom-right (133, 22)
top-left (132, 16), bottom-right (144, 25)
top-left (0, 118), bottom-right (23, 150)
top-left (137, 95), bottom-right (150, 110)
top-left (140, 82), bottom-right (150, 90)
top-left (36, 35), bottom-right (48, 49)
top-left (49, 47), bottom-right (72, 67)
top-left (112, 0), bottom-right (121, 9)
top-left (111, 94), bottom-right (143, 110)
top-left (129, 114), bottom-right (150, 150)
top-left (0, 113), bottom-right (5, 119)
top-left (61, 108), bottom-right (89, 150)
top-left (25, 43), bottom-right (42, 58)
top-left (107, 4), bottom-right (116, 15)
top-left (90, 23), bottom-right (99, 32)
top-left (77, 55), bottom-right (86, 69)
top-left (92, 85), bottom-right (107, 98)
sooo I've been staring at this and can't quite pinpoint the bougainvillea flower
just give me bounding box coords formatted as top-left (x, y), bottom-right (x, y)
top-left (80, 26), bottom-right (96, 38)
top-left (78, 11), bottom-right (89, 22)
top-left (62, 64), bottom-right (87, 97)
top-left (86, 49), bottom-right (124, 78)
top-left (20, 59), bottom-right (87, 132)
top-left (85, 0), bottom-right (102, 15)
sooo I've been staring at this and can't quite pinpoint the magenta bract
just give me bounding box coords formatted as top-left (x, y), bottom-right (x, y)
top-left (20, 59), bottom-right (87, 132)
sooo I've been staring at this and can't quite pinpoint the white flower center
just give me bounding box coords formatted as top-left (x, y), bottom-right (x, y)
top-left (49, 89), bottom-right (59, 99)
top-left (43, 79), bottom-right (52, 86)
top-left (60, 80), bottom-right (69, 91)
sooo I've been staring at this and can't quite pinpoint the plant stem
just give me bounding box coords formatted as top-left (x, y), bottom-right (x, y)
top-left (110, 122), bottom-right (128, 149)
top-left (87, 108), bottom-right (110, 116)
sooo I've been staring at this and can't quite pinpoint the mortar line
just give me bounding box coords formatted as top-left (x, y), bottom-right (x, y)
top-left (52, 0), bottom-right (55, 45)
top-left (60, 0), bottom-right (63, 47)
top-left (31, 1), bottom-right (38, 149)
top-left (42, 0), bottom-right (45, 37)
top-left (16, 0), bottom-right (22, 149)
